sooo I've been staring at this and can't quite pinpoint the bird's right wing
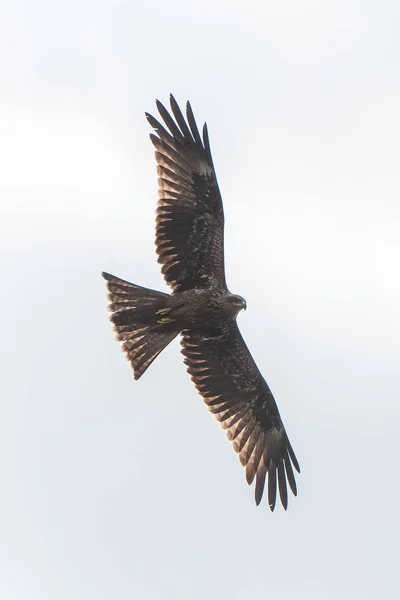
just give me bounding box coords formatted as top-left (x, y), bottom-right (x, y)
top-left (181, 323), bottom-right (300, 511)
top-left (146, 95), bottom-right (227, 293)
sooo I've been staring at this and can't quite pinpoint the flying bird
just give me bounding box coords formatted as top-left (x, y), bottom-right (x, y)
top-left (102, 95), bottom-right (300, 510)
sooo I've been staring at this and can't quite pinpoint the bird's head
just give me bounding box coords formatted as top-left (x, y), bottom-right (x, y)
top-left (223, 293), bottom-right (247, 317)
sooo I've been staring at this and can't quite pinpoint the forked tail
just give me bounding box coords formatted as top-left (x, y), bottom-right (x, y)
top-left (102, 272), bottom-right (179, 379)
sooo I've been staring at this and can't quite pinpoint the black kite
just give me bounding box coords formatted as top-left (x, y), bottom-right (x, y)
top-left (103, 95), bottom-right (300, 510)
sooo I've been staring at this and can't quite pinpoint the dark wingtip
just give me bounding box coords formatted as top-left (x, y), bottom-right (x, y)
top-left (186, 100), bottom-right (202, 144)
top-left (287, 441), bottom-right (301, 473)
top-left (146, 114), bottom-right (163, 141)
top-left (149, 133), bottom-right (159, 144)
top-left (202, 122), bottom-right (213, 164)
top-left (155, 97), bottom-right (185, 142)
top-left (280, 492), bottom-right (288, 511)
top-left (145, 112), bottom-right (155, 126)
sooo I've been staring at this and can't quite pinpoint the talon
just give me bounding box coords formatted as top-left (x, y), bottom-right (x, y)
top-left (157, 316), bottom-right (174, 324)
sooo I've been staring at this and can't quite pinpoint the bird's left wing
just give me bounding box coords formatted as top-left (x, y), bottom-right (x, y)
top-left (146, 95), bottom-right (227, 293)
top-left (181, 324), bottom-right (300, 510)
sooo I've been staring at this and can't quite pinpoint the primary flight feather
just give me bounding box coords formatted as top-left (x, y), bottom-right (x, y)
top-left (102, 95), bottom-right (300, 510)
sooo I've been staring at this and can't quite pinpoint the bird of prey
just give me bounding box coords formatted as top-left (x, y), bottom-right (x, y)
top-left (102, 95), bottom-right (300, 510)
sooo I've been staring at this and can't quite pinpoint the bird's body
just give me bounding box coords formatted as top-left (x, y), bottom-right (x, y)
top-left (103, 95), bottom-right (300, 510)
top-left (163, 288), bottom-right (246, 328)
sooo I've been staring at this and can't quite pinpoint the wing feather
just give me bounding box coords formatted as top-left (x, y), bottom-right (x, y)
top-left (169, 95), bottom-right (194, 141)
top-left (246, 431), bottom-right (265, 486)
top-left (181, 323), bottom-right (300, 511)
top-left (241, 427), bottom-right (259, 466)
top-left (186, 100), bottom-right (203, 144)
top-left (255, 465), bottom-right (267, 506)
top-left (268, 462), bottom-right (277, 511)
top-left (202, 123), bottom-right (214, 165)
top-left (156, 99), bottom-right (185, 143)
top-left (277, 460), bottom-right (288, 511)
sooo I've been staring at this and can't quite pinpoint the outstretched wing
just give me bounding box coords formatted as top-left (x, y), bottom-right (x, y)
top-left (146, 95), bottom-right (226, 293)
top-left (181, 324), bottom-right (300, 510)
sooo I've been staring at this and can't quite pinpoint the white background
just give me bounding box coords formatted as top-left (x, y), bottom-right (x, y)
top-left (1, 1), bottom-right (399, 598)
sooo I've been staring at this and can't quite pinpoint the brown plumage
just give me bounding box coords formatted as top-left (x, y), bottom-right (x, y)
top-left (102, 95), bottom-right (300, 510)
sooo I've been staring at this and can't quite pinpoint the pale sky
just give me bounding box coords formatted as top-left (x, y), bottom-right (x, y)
top-left (1, 1), bottom-right (400, 599)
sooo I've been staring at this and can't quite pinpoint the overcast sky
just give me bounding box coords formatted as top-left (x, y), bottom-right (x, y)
top-left (1, 1), bottom-right (400, 599)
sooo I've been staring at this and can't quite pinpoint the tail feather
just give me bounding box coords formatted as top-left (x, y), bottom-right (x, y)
top-left (102, 272), bottom-right (178, 379)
